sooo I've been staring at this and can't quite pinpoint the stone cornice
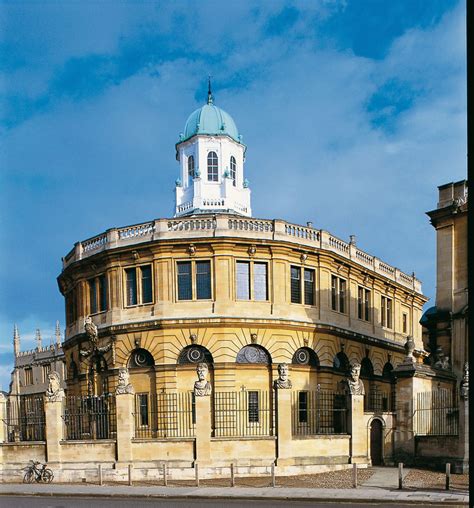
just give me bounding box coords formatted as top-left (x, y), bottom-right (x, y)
top-left (63, 316), bottom-right (407, 355)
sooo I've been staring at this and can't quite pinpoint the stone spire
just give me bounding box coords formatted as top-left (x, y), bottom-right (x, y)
top-left (13, 324), bottom-right (20, 357)
top-left (55, 320), bottom-right (61, 347)
top-left (36, 328), bottom-right (42, 350)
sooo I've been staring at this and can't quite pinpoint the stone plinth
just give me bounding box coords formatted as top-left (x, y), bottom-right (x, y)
top-left (194, 395), bottom-right (211, 465)
top-left (44, 397), bottom-right (63, 463)
top-left (348, 394), bottom-right (367, 463)
top-left (116, 393), bottom-right (134, 463)
top-left (275, 388), bottom-right (292, 466)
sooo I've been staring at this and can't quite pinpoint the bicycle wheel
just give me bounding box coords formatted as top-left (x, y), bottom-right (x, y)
top-left (42, 469), bottom-right (54, 483)
top-left (23, 470), bottom-right (34, 483)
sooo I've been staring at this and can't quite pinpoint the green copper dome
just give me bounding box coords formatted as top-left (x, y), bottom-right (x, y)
top-left (182, 94), bottom-right (242, 143)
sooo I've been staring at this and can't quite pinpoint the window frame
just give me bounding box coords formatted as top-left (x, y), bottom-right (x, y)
top-left (235, 260), bottom-right (269, 302)
top-left (207, 151), bottom-right (219, 182)
top-left (357, 285), bottom-right (371, 322)
top-left (87, 274), bottom-right (108, 315)
top-left (381, 295), bottom-right (393, 329)
top-left (290, 265), bottom-right (316, 306)
top-left (42, 363), bottom-right (51, 383)
top-left (230, 155), bottom-right (236, 186)
top-left (331, 275), bottom-right (347, 314)
top-left (176, 259), bottom-right (213, 302)
top-left (248, 390), bottom-right (260, 423)
top-left (24, 367), bottom-right (33, 385)
top-left (137, 393), bottom-right (149, 427)
top-left (187, 155), bottom-right (195, 182)
top-left (123, 264), bottom-right (154, 308)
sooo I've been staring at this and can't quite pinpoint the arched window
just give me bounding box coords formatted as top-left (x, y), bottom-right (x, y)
top-left (236, 345), bottom-right (271, 364)
top-left (188, 155), bottom-right (195, 180)
top-left (207, 151), bottom-right (218, 181)
top-left (382, 361), bottom-right (394, 379)
top-left (333, 351), bottom-right (350, 374)
top-left (292, 347), bottom-right (320, 368)
top-left (360, 357), bottom-right (374, 378)
top-left (178, 345), bottom-right (213, 364)
top-left (230, 156), bottom-right (236, 186)
top-left (128, 348), bottom-right (155, 368)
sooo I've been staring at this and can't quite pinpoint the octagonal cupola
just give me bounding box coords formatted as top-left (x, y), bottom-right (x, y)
top-left (174, 82), bottom-right (252, 217)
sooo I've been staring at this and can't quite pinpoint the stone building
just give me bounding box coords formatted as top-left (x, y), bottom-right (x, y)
top-left (0, 88), bottom-right (466, 480)
top-left (9, 322), bottom-right (66, 396)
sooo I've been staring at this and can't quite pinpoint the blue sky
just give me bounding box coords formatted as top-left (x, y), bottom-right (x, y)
top-left (0, 0), bottom-right (467, 390)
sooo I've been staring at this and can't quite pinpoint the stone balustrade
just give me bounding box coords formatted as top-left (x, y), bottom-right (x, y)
top-left (61, 215), bottom-right (422, 292)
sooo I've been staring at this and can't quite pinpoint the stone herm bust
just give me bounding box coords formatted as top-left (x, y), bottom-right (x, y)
top-left (115, 367), bottom-right (135, 395)
top-left (274, 363), bottom-right (292, 389)
top-left (346, 362), bottom-right (365, 396)
top-left (194, 362), bottom-right (212, 396)
top-left (45, 371), bottom-right (65, 402)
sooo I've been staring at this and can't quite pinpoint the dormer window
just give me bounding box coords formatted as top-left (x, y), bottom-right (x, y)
top-left (188, 155), bottom-right (195, 180)
top-left (207, 151), bottom-right (218, 182)
top-left (230, 156), bottom-right (236, 186)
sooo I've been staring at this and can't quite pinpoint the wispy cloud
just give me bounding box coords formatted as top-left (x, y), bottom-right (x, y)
top-left (0, 1), bottom-right (466, 390)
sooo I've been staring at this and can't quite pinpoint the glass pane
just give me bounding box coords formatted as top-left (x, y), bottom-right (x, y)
top-left (298, 391), bottom-right (308, 423)
top-left (236, 261), bottom-right (250, 300)
top-left (177, 262), bottom-right (192, 300)
top-left (357, 287), bottom-right (363, 319)
top-left (207, 151), bottom-right (218, 182)
top-left (387, 298), bottom-right (392, 328)
top-left (291, 266), bottom-right (301, 304)
top-left (331, 276), bottom-right (337, 310)
top-left (188, 155), bottom-right (195, 179)
top-left (196, 261), bottom-right (211, 300)
top-left (254, 263), bottom-right (268, 301)
top-left (248, 391), bottom-right (259, 423)
top-left (98, 274), bottom-right (107, 312)
top-left (126, 268), bottom-right (138, 306)
top-left (339, 279), bottom-right (346, 313)
top-left (141, 265), bottom-right (153, 303)
top-left (304, 269), bottom-right (314, 305)
top-left (89, 279), bottom-right (97, 314)
top-left (365, 290), bottom-right (370, 321)
top-left (381, 296), bottom-right (386, 326)
top-left (139, 394), bottom-right (149, 426)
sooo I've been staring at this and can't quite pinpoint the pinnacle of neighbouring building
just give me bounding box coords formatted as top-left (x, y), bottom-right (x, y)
top-left (36, 328), bottom-right (42, 350)
top-left (13, 324), bottom-right (20, 356)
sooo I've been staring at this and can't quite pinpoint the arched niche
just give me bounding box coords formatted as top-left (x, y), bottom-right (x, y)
top-left (382, 361), bottom-right (394, 380)
top-left (236, 345), bottom-right (271, 364)
top-left (178, 345), bottom-right (213, 365)
top-left (128, 348), bottom-right (155, 369)
top-left (361, 357), bottom-right (375, 378)
top-left (292, 347), bottom-right (320, 368)
top-left (333, 351), bottom-right (350, 374)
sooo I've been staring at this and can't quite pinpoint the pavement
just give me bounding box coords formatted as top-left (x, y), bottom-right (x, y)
top-left (0, 467), bottom-right (469, 505)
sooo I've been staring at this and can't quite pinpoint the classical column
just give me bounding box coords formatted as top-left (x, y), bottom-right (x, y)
top-left (194, 363), bottom-right (212, 465)
top-left (44, 371), bottom-right (65, 464)
top-left (274, 363), bottom-right (292, 466)
top-left (115, 367), bottom-right (135, 464)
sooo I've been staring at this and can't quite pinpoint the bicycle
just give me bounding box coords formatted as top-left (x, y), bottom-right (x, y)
top-left (22, 460), bottom-right (54, 483)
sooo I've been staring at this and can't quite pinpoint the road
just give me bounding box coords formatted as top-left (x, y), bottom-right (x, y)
top-left (0, 497), bottom-right (463, 508)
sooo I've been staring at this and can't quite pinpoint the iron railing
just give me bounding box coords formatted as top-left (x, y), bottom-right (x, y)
top-left (364, 387), bottom-right (395, 412)
top-left (133, 392), bottom-right (195, 438)
top-left (414, 389), bottom-right (459, 436)
top-left (63, 395), bottom-right (116, 440)
top-left (3, 395), bottom-right (45, 442)
top-left (214, 390), bottom-right (274, 437)
top-left (292, 390), bottom-right (347, 436)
